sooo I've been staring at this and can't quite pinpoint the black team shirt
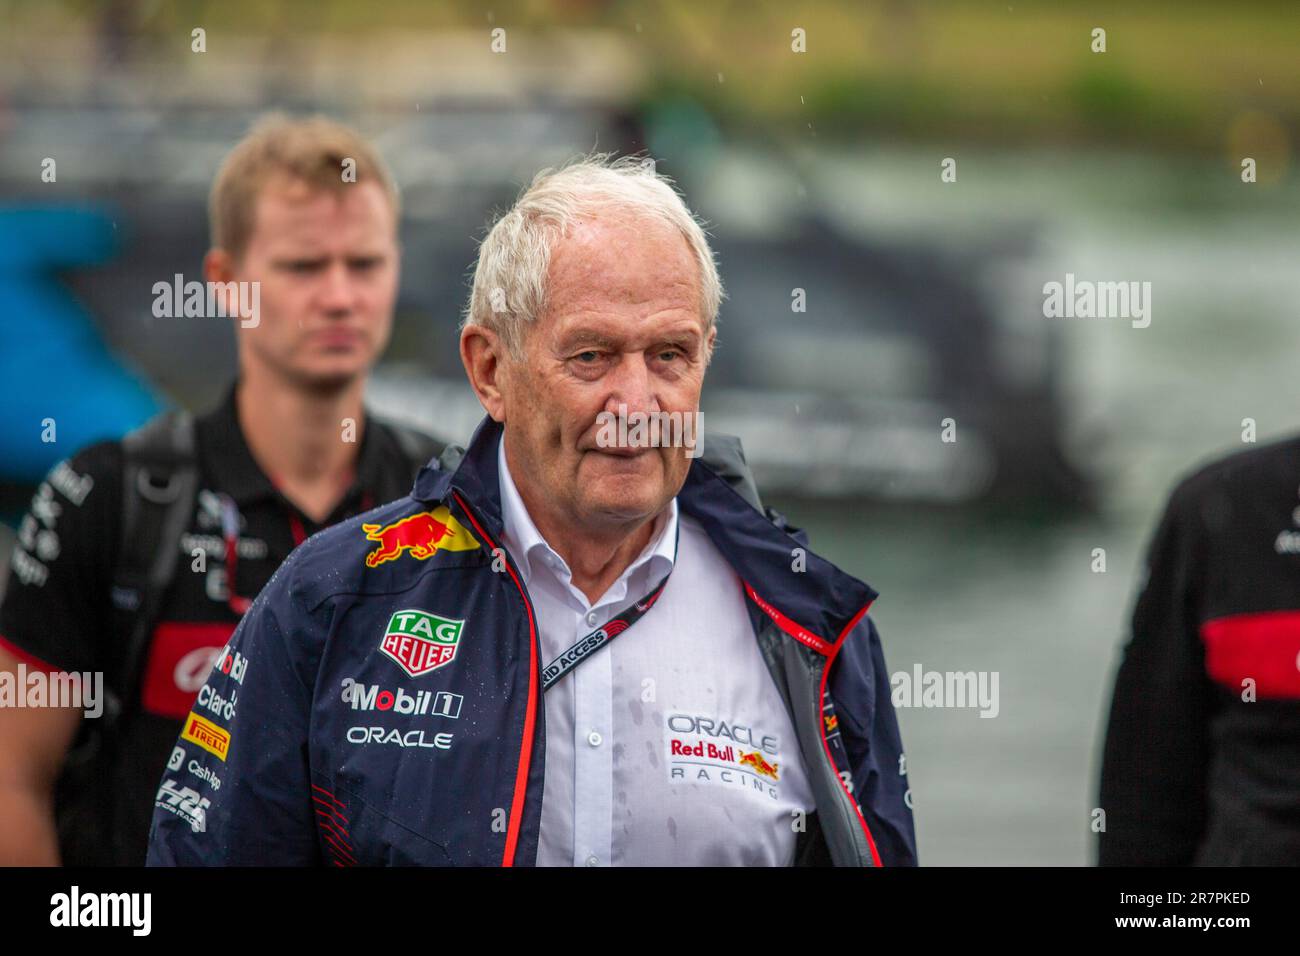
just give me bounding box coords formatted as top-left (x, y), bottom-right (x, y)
top-left (0, 385), bottom-right (437, 864)
top-left (1100, 435), bottom-right (1300, 865)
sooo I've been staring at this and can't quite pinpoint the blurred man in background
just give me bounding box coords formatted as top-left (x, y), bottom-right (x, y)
top-left (1099, 438), bottom-right (1300, 864)
top-left (0, 114), bottom-right (443, 865)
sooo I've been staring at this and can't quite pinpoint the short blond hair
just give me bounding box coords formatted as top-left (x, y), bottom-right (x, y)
top-left (463, 153), bottom-right (724, 359)
top-left (209, 113), bottom-right (400, 259)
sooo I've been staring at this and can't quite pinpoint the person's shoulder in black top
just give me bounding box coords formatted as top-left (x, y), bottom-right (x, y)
top-left (2, 440), bottom-right (125, 675)
top-left (0, 391), bottom-right (448, 866)
top-left (1099, 432), bottom-right (1300, 866)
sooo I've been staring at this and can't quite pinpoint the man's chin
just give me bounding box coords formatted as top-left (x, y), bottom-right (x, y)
top-left (571, 452), bottom-right (686, 524)
top-left (288, 359), bottom-right (372, 392)
top-left (579, 496), bottom-right (665, 530)
top-left (578, 477), bottom-right (678, 527)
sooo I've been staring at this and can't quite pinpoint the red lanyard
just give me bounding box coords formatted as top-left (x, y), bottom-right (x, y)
top-left (218, 494), bottom-right (254, 616)
top-left (217, 488), bottom-right (372, 617)
top-left (286, 510), bottom-right (307, 548)
top-left (219, 496), bottom-right (303, 617)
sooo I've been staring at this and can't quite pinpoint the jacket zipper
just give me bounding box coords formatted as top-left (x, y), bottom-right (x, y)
top-left (818, 601), bottom-right (883, 867)
top-left (451, 491), bottom-right (542, 867)
top-left (746, 577), bottom-right (883, 866)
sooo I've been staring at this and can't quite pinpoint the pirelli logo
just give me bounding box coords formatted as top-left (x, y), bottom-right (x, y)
top-left (182, 710), bottom-right (231, 762)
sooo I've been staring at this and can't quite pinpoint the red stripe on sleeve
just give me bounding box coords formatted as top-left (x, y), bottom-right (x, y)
top-left (1201, 610), bottom-right (1300, 699)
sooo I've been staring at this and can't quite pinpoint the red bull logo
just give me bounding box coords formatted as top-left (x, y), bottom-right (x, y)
top-left (361, 505), bottom-right (479, 568)
top-left (738, 750), bottom-right (780, 780)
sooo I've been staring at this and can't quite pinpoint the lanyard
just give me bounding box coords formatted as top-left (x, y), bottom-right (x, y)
top-left (217, 490), bottom-right (373, 617)
top-left (212, 437), bottom-right (371, 615)
top-left (218, 494), bottom-right (255, 616)
top-left (541, 520), bottom-right (679, 693)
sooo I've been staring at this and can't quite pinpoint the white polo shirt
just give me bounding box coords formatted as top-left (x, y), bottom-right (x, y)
top-left (497, 441), bottom-right (815, 866)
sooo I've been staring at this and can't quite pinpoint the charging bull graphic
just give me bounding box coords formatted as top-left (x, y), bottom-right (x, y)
top-left (739, 750), bottom-right (780, 780)
top-left (362, 505), bottom-right (480, 568)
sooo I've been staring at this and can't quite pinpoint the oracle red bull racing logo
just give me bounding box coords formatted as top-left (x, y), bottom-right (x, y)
top-left (362, 505), bottom-right (479, 568)
top-left (665, 712), bottom-right (786, 799)
top-left (378, 609), bottom-right (465, 678)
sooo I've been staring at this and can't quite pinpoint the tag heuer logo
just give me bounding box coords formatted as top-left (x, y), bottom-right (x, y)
top-left (379, 609), bottom-right (464, 677)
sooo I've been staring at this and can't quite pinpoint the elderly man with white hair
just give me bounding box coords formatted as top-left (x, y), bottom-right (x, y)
top-left (147, 155), bottom-right (918, 867)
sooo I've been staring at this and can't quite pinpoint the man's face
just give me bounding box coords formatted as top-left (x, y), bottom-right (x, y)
top-left (500, 211), bottom-right (713, 533)
top-left (226, 177), bottom-right (399, 389)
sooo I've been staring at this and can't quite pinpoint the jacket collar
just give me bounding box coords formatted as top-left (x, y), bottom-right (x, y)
top-left (412, 415), bottom-right (877, 646)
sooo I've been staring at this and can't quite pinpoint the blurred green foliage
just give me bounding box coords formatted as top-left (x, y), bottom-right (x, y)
top-left (3, 0), bottom-right (1296, 151)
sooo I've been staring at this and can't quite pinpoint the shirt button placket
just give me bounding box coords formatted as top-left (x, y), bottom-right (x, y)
top-left (572, 607), bottom-right (615, 868)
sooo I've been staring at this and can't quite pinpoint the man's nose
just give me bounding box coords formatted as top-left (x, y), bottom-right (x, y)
top-left (317, 261), bottom-right (357, 314)
top-left (603, 353), bottom-right (661, 418)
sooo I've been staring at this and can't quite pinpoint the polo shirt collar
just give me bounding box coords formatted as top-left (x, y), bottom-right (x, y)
top-left (195, 380), bottom-right (385, 510)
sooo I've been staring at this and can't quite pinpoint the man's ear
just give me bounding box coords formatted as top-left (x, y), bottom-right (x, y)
top-left (704, 323), bottom-right (717, 366)
top-left (460, 324), bottom-right (509, 423)
top-left (203, 249), bottom-right (242, 322)
top-left (203, 248), bottom-right (234, 283)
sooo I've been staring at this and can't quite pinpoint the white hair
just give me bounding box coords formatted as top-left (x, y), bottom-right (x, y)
top-left (462, 153), bottom-right (724, 358)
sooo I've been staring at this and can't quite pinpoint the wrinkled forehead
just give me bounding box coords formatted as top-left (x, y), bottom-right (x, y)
top-left (538, 211), bottom-right (705, 339)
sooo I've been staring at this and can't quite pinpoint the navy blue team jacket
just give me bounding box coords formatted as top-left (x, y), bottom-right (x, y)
top-left (146, 417), bottom-right (918, 867)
